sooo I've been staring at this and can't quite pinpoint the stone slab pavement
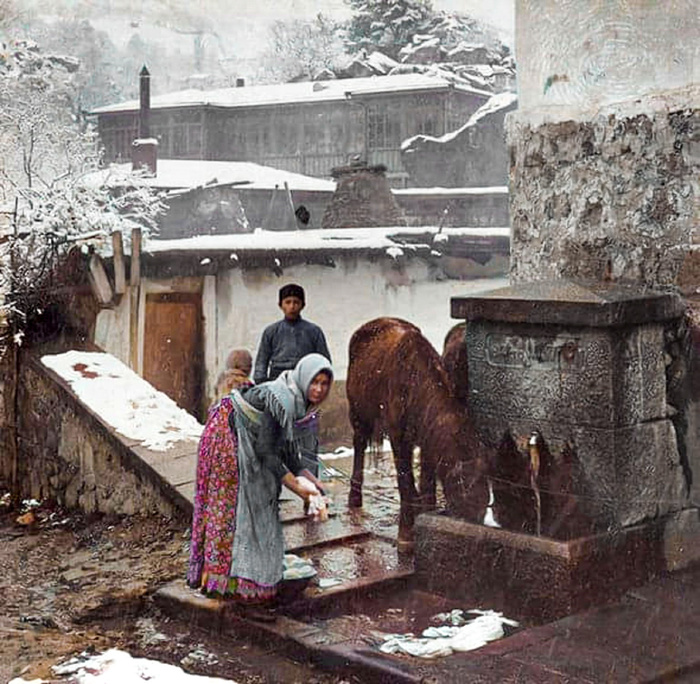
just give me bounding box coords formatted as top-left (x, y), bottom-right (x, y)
top-left (157, 562), bottom-right (700, 683)
top-left (158, 454), bottom-right (700, 683)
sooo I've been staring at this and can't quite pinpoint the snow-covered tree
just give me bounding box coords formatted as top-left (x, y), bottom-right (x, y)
top-left (0, 39), bottom-right (164, 348)
top-left (23, 18), bottom-right (127, 111)
top-left (344, 0), bottom-right (433, 61)
top-left (257, 13), bottom-right (347, 84)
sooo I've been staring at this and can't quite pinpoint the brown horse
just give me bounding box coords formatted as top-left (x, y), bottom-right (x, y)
top-left (442, 322), bottom-right (469, 404)
top-left (346, 317), bottom-right (490, 547)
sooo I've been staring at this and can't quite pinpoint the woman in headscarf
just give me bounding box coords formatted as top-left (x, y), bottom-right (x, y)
top-left (187, 353), bottom-right (333, 612)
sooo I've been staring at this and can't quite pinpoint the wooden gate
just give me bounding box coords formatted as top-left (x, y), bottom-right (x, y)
top-left (143, 292), bottom-right (203, 418)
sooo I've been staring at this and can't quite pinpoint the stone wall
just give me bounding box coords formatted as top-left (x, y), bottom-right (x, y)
top-left (0, 344), bottom-right (16, 490)
top-left (394, 189), bottom-right (509, 228)
top-left (17, 356), bottom-right (188, 518)
top-left (507, 107), bottom-right (699, 288)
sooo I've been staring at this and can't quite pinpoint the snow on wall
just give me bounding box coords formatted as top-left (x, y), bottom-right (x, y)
top-left (41, 351), bottom-right (203, 451)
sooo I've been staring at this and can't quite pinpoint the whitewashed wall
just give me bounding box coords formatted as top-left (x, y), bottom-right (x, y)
top-left (95, 256), bottom-right (507, 403)
top-left (515, 0), bottom-right (700, 123)
top-left (213, 255), bottom-right (507, 387)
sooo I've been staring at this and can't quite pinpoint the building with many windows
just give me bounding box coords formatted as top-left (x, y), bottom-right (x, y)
top-left (91, 73), bottom-right (491, 187)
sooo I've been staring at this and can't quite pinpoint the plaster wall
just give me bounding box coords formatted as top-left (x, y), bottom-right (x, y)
top-left (94, 256), bottom-right (507, 400)
top-left (214, 257), bottom-right (507, 384)
top-left (94, 293), bottom-right (131, 365)
top-left (508, 0), bottom-right (700, 288)
top-left (515, 0), bottom-right (700, 124)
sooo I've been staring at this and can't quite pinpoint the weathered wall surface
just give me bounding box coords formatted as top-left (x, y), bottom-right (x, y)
top-left (515, 0), bottom-right (699, 123)
top-left (402, 94), bottom-right (517, 189)
top-left (508, 108), bottom-right (699, 286)
top-left (394, 189), bottom-right (509, 228)
top-left (17, 357), bottom-right (186, 518)
top-left (215, 258), bottom-right (508, 383)
top-left (95, 250), bottom-right (508, 447)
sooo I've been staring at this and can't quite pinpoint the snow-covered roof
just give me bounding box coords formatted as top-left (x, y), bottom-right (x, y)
top-left (365, 51), bottom-right (400, 74)
top-left (90, 73), bottom-right (492, 115)
top-left (142, 225), bottom-right (510, 259)
top-left (84, 159), bottom-right (336, 193)
top-left (402, 91), bottom-right (517, 150)
top-left (393, 186), bottom-right (508, 197)
top-left (464, 91), bottom-right (518, 128)
top-left (41, 351), bottom-right (203, 451)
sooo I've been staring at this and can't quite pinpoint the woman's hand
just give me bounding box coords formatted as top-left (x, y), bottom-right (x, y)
top-left (281, 472), bottom-right (317, 501)
top-left (298, 468), bottom-right (325, 496)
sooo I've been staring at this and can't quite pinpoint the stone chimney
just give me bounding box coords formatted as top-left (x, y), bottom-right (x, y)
top-left (132, 138), bottom-right (158, 176)
top-left (321, 161), bottom-right (407, 229)
top-left (132, 65), bottom-right (157, 175)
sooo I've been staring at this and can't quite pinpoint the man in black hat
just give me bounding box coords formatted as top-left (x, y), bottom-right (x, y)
top-left (253, 283), bottom-right (331, 385)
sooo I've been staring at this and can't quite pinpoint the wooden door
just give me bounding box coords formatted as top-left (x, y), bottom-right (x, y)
top-left (143, 292), bottom-right (203, 418)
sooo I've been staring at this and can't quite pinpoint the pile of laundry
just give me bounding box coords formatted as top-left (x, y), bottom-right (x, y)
top-left (378, 609), bottom-right (518, 659)
top-left (282, 553), bottom-right (317, 581)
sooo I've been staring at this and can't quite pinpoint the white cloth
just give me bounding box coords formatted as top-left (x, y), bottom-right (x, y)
top-left (378, 609), bottom-right (518, 659)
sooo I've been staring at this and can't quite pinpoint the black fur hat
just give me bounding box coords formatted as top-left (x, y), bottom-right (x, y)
top-left (279, 283), bottom-right (305, 304)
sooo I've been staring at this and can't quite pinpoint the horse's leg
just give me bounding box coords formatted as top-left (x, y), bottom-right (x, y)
top-left (348, 420), bottom-right (370, 509)
top-left (419, 446), bottom-right (437, 511)
top-left (390, 432), bottom-right (420, 548)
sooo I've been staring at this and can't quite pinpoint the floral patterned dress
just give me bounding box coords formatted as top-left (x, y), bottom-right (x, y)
top-left (186, 395), bottom-right (278, 603)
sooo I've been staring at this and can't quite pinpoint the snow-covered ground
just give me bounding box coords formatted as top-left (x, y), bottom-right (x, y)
top-left (9, 648), bottom-right (238, 684)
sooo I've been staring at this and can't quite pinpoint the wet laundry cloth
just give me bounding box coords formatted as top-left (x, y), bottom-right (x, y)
top-left (378, 609), bottom-right (518, 659)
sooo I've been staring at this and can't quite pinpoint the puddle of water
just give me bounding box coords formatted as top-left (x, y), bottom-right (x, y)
top-left (306, 538), bottom-right (411, 584)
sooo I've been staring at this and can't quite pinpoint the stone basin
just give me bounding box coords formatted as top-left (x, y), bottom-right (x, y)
top-left (414, 510), bottom-right (697, 624)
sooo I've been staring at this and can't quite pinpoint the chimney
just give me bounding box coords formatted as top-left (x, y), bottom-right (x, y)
top-left (132, 65), bottom-right (157, 175)
top-left (132, 138), bottom-right (158, 176)
top-left (235, 77), bottom-right (245, 88)
top-left (139, 65), bottom-right (150, 138)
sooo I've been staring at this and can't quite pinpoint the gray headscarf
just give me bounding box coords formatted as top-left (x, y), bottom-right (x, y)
top-left (263, 353), bottom-right (333, 441)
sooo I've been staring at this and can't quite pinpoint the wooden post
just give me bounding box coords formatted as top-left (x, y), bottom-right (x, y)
top-left (262, 186), bottom-right (279, 230)
top-left (129, 228), bottom-right (142, 371)
top-left (88, 253), bottom-right (114, 306)
top-left (130, 228), bottom-right (142, 286)
top-left (112, 231), bottom-right (126, 294)
top-left (284, 181), bottom-right (297, 230)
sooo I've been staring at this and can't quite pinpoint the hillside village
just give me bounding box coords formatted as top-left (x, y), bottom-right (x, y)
top-left (2, 0), bottom-right (700, 683)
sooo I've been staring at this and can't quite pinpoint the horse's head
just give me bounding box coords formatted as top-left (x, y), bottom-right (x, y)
top-left (441, 447), bottom-right (490, 523)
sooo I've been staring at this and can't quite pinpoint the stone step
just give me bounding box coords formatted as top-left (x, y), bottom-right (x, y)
top-left (154, 576), bottom-right (422, 684)
top-left (283, 514), bottom-right (370, 553)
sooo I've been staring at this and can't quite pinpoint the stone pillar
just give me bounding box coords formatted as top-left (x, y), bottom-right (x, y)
top-left (507, 0), bottom-right (699, 287)
top-left (416, 1), bottom-right (700, 619)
